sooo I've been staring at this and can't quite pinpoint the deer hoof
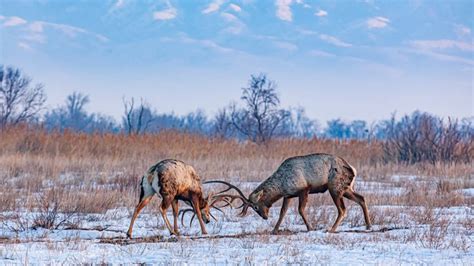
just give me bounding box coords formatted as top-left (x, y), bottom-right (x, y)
top-left (271, 230), bottom-right (280, 235)
top-left (171, 231), bottom-right (180, 236)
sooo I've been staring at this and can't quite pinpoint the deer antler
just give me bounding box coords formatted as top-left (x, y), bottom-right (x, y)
top-left (204, 180), bottom-right (252, 216)
top-left (211, 194), bottom-right (245, 208)
top-left (179, 208), bottom-right (196, 227)
top-left (179, 181), bottom-right (252, 227)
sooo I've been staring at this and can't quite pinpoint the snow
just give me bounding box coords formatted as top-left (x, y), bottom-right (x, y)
top-left (1, 225), bottom-right (472, 264)
top-left (1, 181), bottom-right (473, 264)
top-left (460, 188), bottom-right (474, 197)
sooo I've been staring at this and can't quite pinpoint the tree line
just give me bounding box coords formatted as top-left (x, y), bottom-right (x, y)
top-left (1, 65), bottom-right (472, 163)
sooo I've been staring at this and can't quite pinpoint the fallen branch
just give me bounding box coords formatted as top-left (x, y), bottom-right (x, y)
top-left (63, 225), bottom-right (125, 234)
top-left (96, 226), bottom-right (410, 245)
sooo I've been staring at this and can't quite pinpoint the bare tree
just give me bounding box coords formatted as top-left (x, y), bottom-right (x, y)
top-left (122, 97), bottom-right (154, 135)
top-left (289, 107), bottom-right (319, 138)
top-left (43, 91), bottom-right (116, 133)
top-left (0, 65), bottom-right (46, 128)
top-left (382, 111), bottom-right (472, 164)
top-left (213, 106), bottom-right (235, 139)
top-left (231, 73), bottom-right (289, 143)
top-left (66, 92), bottom-right (89, 119)
top-left (325, 119), bottom-right (349, 139)
top-left (183, 109), bottom-right (210, 135)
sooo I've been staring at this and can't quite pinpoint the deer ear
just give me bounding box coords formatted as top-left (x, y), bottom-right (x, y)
top-left (254, 190), bottom-right (264, 201)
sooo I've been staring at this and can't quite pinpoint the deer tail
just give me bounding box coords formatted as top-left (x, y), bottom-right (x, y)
top-left (347, 163), bottom-right (357, 190)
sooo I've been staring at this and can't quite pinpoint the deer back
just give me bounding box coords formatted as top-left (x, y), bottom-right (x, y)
top-left (145, 159), bottom-right (203, 197)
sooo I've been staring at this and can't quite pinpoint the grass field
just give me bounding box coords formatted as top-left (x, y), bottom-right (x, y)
top-left (0, 127), bottom-right (472, 264)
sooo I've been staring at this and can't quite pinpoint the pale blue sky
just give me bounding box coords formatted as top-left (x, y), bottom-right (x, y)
top-left (0, 0), bottom-right (472, 123)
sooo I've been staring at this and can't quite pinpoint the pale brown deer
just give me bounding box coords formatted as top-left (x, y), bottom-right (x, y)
top-left (127, 159), bottom-right (224, 238)
top-left (206, 153), bottom-right (372, 234)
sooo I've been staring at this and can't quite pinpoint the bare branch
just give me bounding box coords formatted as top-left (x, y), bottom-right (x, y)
top-left (0, 65), bottom-right (46, 127)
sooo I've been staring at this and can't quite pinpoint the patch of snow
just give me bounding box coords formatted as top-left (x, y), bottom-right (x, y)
top-left (459, 188), bottom-right (474, 197)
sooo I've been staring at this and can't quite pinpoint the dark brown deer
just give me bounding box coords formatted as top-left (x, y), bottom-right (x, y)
top-left (127, 159), bottom-right (222, 238)
top-left (206, 153), bottom-right (372, 234)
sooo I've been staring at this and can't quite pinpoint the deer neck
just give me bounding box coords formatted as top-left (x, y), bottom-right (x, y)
top-left (254, 185), bottom-right (283, 207)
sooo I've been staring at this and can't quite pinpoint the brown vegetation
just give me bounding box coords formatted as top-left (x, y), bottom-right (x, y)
top-left (0, 125), bottom-right (472, 243)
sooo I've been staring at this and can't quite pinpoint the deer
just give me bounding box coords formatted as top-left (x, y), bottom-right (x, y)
top-left (205, 153), bottom-right (372, 234)
top-left (126, 159), bottom-right (226, 238)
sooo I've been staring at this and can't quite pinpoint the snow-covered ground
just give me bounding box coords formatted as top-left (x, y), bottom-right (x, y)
top-left (1, 179), bottom-right (473, 265)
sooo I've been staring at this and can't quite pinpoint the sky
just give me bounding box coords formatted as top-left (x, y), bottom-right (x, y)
top-left (0, 0), bottom-right (473, 123)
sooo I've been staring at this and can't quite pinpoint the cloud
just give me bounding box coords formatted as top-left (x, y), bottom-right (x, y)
top-left (107, 0), bottom-right (132, 15)
top-left (221, 12), bottom-right (245, 34)
top-left (407, 39), bottom-right (474, 65)
top-left (33, 21), bottom-right (108, 42)
top-left (275, 0), bottom-right (293, 22)
top-left (273, 41), bottom-right (298, 51)
top-left (2, 15), bottom-right (108, 44)
top-left (221, 12), bottom-right (238, 22)
top-left (319, 34), bottom-right (352, 47)
top-left (367, 16), bottom-right (390, 29)
top-left (301, 30), bottom-right (352, 49)
top-left (108, 0), bottom-right (127, 12)
top-left (197, 39), bottom-right (233, 52)
top-left (309, 49), bottom-right (334, 57)
top-left (164, 33), bottom-right (235, 53)
top-left (229, 3), bottom-right (241, 12)
top-left (23, 33), bottom-right (46, 44)
top-left (46, 23), bottom-right (87, 38)
top-left (153, 8), bottom-right (177, 20)
top-left (224, 26), bottom-right (243, 34)
top-left (410, 40), bottom-right (473, 52)
top-left (454, 24), bottom-right (471, 38)
top-left (252, 34), bottom-right (278, 41)
top-left (18, 42), bottom-right (32, 51)
top-left (113, 0), bottom-right (125, 9)
top-left (3, 16), bottom-right (27, 27)
top-left (203, 0), bottom-right (225, 14)
top-left (406, 48), bottom-right (474, 66)
top-left (315, 9), bottom-right (327, 17)
top-left (93, 34), bottom-right (109, 43)
top-left (295, 0), bottom-right (310, 8)
top-left (29, 21), bottom-right (44, 33)
top-left (297, 28), bottom-right (317, 35)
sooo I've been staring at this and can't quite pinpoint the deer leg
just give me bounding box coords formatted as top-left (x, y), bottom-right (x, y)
top-left (272, 197), bottom-right (291, 234)
top-left (298, 191), bottom-right (313, 231)
top-left (329, 193), bottom-right (346, 233)
top-left (160, 196), bottom-right (176, 235)
top-left (171, 199), bottom-right (180, 236)
top-left (191, 195), bottom-right (208, 235)
top-left (344, 190), bottom-right (372, 230)
top-left (127, 196), bottom-right (153, 238)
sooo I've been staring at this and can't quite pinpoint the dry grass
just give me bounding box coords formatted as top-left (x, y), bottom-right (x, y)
top-left (0, 126), bottom-right (472, 221)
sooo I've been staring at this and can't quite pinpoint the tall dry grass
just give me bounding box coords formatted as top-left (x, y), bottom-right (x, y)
top-left (0, 126), bottom-right (472, 216)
